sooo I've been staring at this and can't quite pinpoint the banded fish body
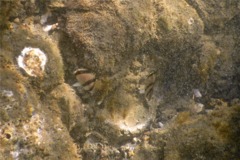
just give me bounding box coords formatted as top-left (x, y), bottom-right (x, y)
top-left (73, 68), bottom-right (96, 94)
top-left (145, 71), bottom-right (157, 101)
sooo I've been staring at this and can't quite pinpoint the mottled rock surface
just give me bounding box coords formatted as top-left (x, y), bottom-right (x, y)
top-left (0, 0), bottom-right (239, 159)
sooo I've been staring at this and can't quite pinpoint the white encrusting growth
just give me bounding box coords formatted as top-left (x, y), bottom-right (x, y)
top-left (43, 25), bottom-right (53, 32)
top-left (43, 23), bottom-right (58, 32)
top-left (17, 47), bottom-right (47, 77)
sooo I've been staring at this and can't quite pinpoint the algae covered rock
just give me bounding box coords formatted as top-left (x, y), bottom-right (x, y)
top-left (164, 101), bottom-right (240, 160)
top-left (63, 0), bottom-right (204, 142)
top-left (0, 51), bottom-right (79, 159)
top-left (185, 0), bottom-right (240, 32)
top-left (1, 0), bottom-right (240, 159)
top-left (65, 0), bottom-right (204, 73)
top-left (0, 15), bottom-right (80, 159)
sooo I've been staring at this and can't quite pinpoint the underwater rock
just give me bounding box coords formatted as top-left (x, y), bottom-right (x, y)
top-left (0, 11), bottom-right (78, 160)
top-left (185, 0), bottom-right (240, 31)
top-left (95, 87), bottom-right (155, 138)
top-left (65, 0), bottom-right (203, 74)
top-left (1, 0), bottom-right (240, 159)
top-left (82, 140), bottom-right (121, 159)
top-left (0, 63), bottom-right (79, 160)
top-left (50, 83), bottom-right (86, 132)
top-left (64, 0), bottom-right (204, 143)
top-left (2, 24), bottom-right (64, 90)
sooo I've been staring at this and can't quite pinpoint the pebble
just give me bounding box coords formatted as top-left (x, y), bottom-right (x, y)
top-left (13, 18), bottom-right (20, 24)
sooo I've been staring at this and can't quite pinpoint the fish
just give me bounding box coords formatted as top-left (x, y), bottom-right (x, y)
top-left (73, 68), bottom-right (96, 94)
top-left (144, 71), bottom-right (157, 101)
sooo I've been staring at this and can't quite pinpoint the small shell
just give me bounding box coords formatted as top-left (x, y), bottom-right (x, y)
top-left (193, 89), bottom-right (202, 98)
top-left (145, 71), bottom-right (157, 101)
top-left (17, 47), bottom-right (47, 77)
top-left (192, 103), bottom-right (204, 113)
top-left (188, 17), bottom-right (194, 25)
top-left (158, 122), bottom-right (164, 128)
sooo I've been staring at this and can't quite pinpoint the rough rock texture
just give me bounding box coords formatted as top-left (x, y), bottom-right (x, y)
top-left (186, 0), bottom-right (240, 32)
top-left (63, 0), bottom-right (204, 141)
top-left (0, 0), bottom-right (240, 159)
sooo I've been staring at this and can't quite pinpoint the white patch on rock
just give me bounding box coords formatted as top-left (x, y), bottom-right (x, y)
top-left (158, 122), bottom-right (164, 128)
top-left (192, 103), bottom-right (204, 113)
top-left (43, 25), bottom-right (53, 32)
top-left (17, 47), bottom-right (47, 77)
top-left (193, 89), bottom-right (202, 98)
top-left (2, 90), bottom-right (14, 97)
top-left (188, 17), bottom-right (194, 25)
top-left (10, 151), bottom-right (19, 160)
top-left (43, 23), bottom-right (58, 32)
top-left (117, 119), bottom-right (150, 133)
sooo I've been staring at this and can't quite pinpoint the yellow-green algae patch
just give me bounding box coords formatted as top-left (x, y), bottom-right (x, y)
top-left (163, 99), bottom-right (240, 160)
top-left (49, 83), bottom-right (85, 131)
top-left (0, 50), bottom-right (36, 122)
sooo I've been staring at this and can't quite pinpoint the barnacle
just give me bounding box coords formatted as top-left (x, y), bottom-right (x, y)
top-left (17, 47), bottom-right (47, 77)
